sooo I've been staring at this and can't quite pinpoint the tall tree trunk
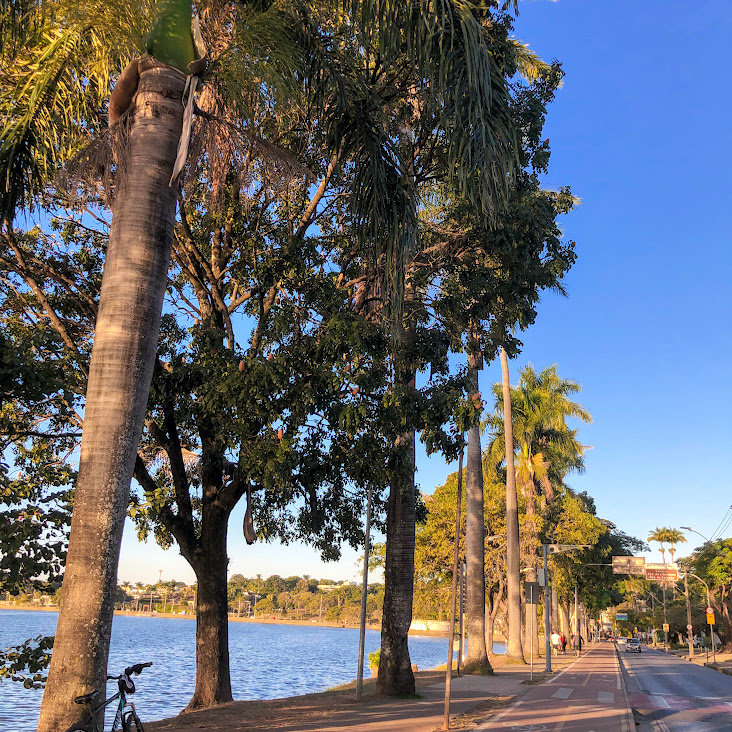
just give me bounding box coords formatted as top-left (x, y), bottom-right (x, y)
top-left (187, 506), bottom-right (233, 709)
top-left (500, 346), bottom-right (524, 663)
top-left (559, 599), bottom-right (570, 637)
top-left (463, 350), bottom-right (491, 673)
top-left (378, 421), bottom-right (417, 696)
top-left (38, 59), bottom-right (186, 732)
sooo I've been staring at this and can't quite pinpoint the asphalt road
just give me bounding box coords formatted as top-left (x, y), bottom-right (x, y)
top-left (619, 646), bottom-right (732, 731)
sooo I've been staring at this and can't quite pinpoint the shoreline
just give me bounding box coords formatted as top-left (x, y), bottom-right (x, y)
top-left (0, 604), bottom-right (479, 639)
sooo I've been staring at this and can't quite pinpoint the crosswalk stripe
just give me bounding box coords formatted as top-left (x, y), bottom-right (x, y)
top-left (552, 687), bottom-right (573, 699)
top-left (651, 695), bottom-right (670, 708)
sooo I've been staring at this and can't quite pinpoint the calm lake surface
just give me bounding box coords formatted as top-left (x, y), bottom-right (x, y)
top-left (1, 610), bottom-right (506, 731)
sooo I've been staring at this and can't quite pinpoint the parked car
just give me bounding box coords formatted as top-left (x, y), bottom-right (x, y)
top-left (626, 637), bottom-right (641, 653)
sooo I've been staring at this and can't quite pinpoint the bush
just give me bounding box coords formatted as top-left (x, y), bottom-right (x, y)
top-left (368, 649), bottom-right (380, 669)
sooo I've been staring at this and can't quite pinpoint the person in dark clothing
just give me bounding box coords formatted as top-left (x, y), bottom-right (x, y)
top-left (561, 633), bottom-right (568, 654)
top-left (573, 633), bottom-right (584, 656)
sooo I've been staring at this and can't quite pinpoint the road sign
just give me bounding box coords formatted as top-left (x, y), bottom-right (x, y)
top-left (612, 556), bottom-right (646, 575)
top-left (616, 612), bottom-right (628, 621)
top-left (706, 606), bottom-right (714, 614)
top-left (645, 563), bottom-right (678, 582)
top-left (663, 623), bottom-right (669, 632)
top-left (548, 544), bottom-right (592, 553)
top-left (686, 624), bottom-right (693, 630)
top-left (524, 581), bottom-right (540, 604)
top-left (537, 569), bottom-right (547, 587)
top-left (707, 612), bottom-right (715, 625)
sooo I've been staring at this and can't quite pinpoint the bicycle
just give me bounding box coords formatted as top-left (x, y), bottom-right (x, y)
top-left (63, 661), bottom-right (152, 732)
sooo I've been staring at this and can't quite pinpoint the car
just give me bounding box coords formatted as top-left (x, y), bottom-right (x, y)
top-left (626, 638), bottom-right (641, 653)
top-left (616, 636), bottom-right (626, 645)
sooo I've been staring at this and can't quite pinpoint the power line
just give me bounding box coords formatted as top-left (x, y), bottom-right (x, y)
top-left (709, 505), bottom-right (732, 542)
top-left (711, 511), bottom-right (732, 542)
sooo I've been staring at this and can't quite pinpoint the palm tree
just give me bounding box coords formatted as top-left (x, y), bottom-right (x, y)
top-left (666, 528), bottom-right (687, 564)
top-left (498, 346), bottom-right (524, 663)
top-left (488, 364), bottom-right (590, 657)
top-left (463, 338), bottom-right (491, 672)
top-left (4, 1), bottom-right (522, 720)
top-left (648, 527), bottom-right (668, 564)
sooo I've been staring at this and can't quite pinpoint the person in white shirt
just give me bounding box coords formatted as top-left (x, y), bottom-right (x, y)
top-left (550, 631), bottom-right (561, 655)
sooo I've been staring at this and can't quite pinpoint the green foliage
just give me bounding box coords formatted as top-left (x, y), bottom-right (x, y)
top-left (0, 634), bottom-right (54, 688)
top-left (367, 648), bottom-right (380, 669)
top-left (144, 0), bottom-right (195, 73)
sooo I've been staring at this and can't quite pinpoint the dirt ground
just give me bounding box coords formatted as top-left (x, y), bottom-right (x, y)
top-left (146, 656), bottom-right (520, 732)
top-left (146, 670), bottom-right (446, 731)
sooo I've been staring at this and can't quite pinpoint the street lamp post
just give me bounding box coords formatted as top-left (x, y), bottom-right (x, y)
top-left (542, 544), bottom-right (592, 673)
top-left (679, 563), bottom-right (694, 658)
top-left (684, 570), bottom-right (715, 664)
top-left (680, 526), bottom-right (718, 664)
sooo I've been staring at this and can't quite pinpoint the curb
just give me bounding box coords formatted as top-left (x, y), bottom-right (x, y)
top-left (669, 651), bottom-right (732, 676)
top-left (614, 647), bottom-right (635, 732)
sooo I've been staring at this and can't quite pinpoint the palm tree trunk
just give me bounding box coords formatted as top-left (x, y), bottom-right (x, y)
top-left (463, 354), bottom-right (491, 673)
top-left (378, 394), bottom-right (417, 696)
top-left (187, 506), bottom-right (233, 709)
top-left (378, 426), bottom-right (416, 695)
top-left (500, 347), bottom-right (524, 663)
top-left (38, 58), bottom-right (187, 732)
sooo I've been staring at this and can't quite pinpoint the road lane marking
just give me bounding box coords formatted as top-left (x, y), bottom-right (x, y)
top-left (582, 673), bottom-right (591, 686)
top-left (552, 687), bottom-right (573, 699)
top-left (597, 691), bottom-right (614, 702)
top-left (651, 695), bottom-right (670, 708)
top-left (477, 699), bottom-right (523, 729)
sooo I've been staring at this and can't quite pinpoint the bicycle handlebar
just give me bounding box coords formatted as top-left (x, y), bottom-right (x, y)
top-left (106, 662), bottom-right (153, 680)
top-left (126, 662), bottom-right (153, 676)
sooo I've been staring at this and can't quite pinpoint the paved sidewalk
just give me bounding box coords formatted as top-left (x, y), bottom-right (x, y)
top-left (149, 652), bottom-right (586, 732)
top-left (477, 643), bottom-right (632, 732)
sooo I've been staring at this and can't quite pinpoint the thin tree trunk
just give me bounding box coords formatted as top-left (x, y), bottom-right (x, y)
top-left (38, 59), bottom-right (186, 732)
top-left (559, 600), bottom-right (570, 638)
top-left (463, 351), bottom-right (491, 673)
top-left (500, 346), bottom-right (524, 663)
top-left (378, 421), bottom-right (417, 696)
top-left (187, 507), bottom-right (233, 709)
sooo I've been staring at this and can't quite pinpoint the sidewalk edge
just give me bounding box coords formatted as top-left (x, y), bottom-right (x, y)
top-left (614, 646), bottom-right (634, 732)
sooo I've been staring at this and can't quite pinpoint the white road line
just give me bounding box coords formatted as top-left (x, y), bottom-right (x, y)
top-left (656, 721), bottom-right (670, 732)
top-left (651, 695), bottom-right (670, 708)
top-left (476, 699), bottom-right (523, 729)
top-left (726, 701), bottom-right (732, 708)
top-left (552, 687), bottom-right (573, 699)
top-left (597, 691), bottom-right (614, 703)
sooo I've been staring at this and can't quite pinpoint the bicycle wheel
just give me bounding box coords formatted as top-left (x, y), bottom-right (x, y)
top-left (122, 710), bottom-right (145, 732)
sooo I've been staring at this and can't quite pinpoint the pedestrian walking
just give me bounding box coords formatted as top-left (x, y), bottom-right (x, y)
top-left (551, 631), bottom-right (561, 656)
top-left (560, 633), bottom-right (567, 654)
top-left (573, 632), bottom-right (584, 656)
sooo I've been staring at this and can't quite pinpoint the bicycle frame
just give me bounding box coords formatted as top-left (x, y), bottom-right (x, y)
top-left (85, 689), bottom-right (128, 732)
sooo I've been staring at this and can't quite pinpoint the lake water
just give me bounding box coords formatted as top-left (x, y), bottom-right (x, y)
top-left (0, 610), bottom-right (506, 731)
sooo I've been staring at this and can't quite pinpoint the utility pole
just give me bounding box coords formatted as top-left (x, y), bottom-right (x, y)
top-left (458, 562), bottom-right (466, 673)
top-left (574, 584), bottom-right (579, 656)
top-left (681, 568), bottom-right (694, 658)
top-left (443, 438), bottom-right (464, 730)
top-left (543, 545), bottom-right (551, 672)
top-left (355, 483), bottom-right (374, 703)
top-left (542, 544), bottom-right (592, 672)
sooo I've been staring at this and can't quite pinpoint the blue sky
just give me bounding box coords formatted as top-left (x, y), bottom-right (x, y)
top-left (118, 0), bottom-right (732, 584)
